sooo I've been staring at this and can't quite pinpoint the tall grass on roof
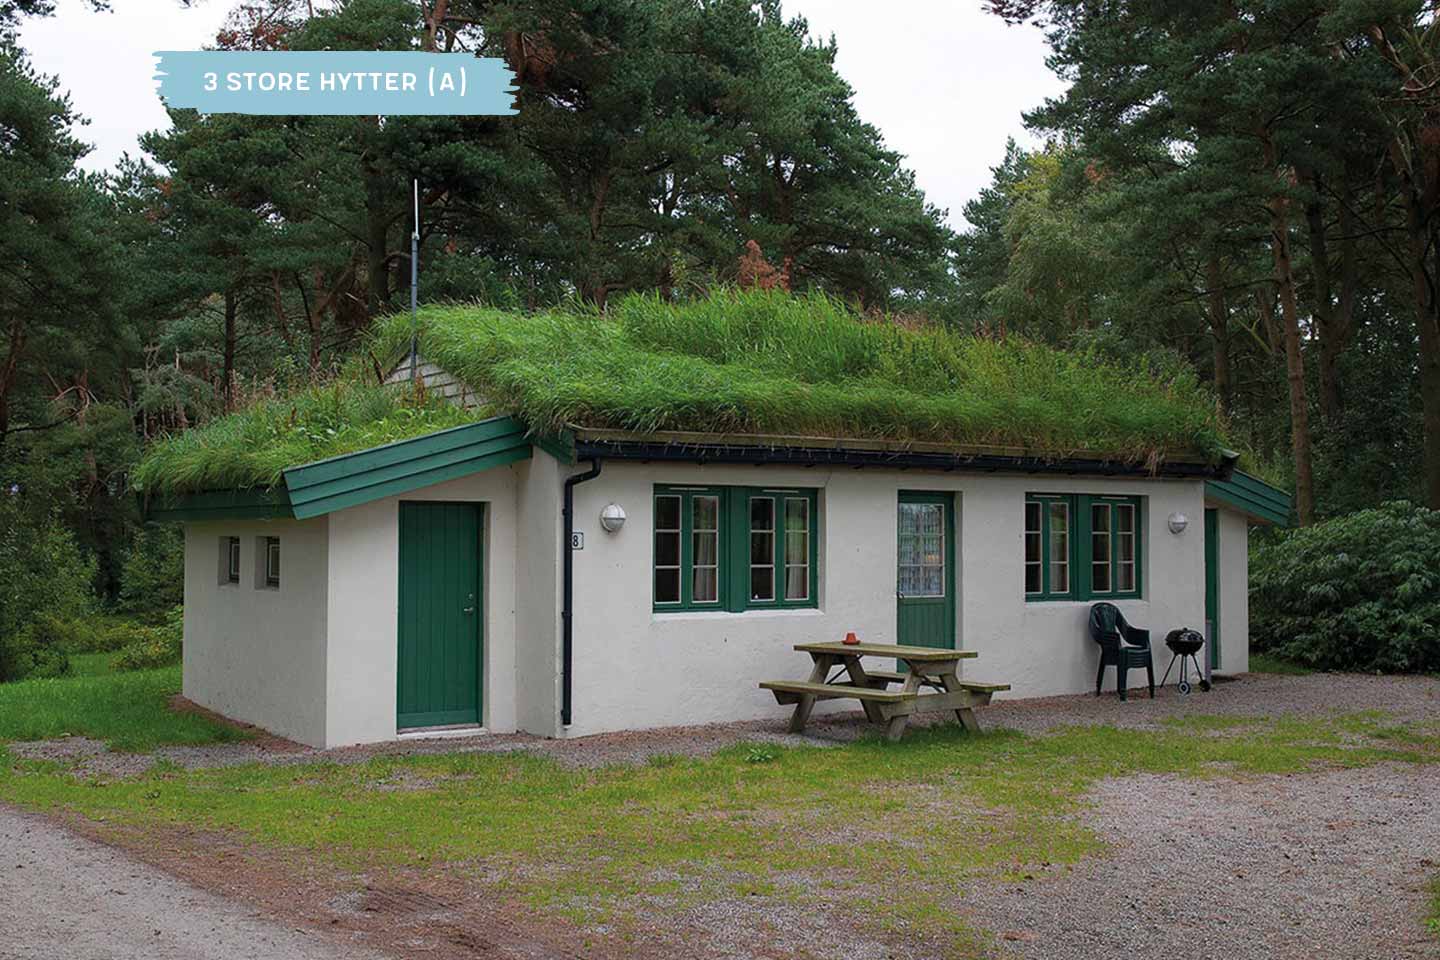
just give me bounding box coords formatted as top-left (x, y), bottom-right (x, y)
top-left (136, 290), bottom-right (1229, 497)
top-left (133, 381), bottom-right (482, 497)
top-left (376, 289), bottom-right (1228, 461)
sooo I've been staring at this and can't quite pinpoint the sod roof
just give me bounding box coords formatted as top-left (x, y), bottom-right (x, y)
top-left (135, 290), bottom-right (1231, 498)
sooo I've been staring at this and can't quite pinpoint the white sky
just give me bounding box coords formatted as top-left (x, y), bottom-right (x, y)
top-left (19, 0), bottom-right (1064, 229)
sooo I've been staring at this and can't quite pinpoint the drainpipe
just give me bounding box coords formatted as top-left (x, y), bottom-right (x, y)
top-left (561, 459), bottom-right (602, 728)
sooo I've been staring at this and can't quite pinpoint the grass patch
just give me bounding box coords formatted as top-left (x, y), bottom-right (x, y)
top-left (132, 381), bottom-right (484, 497)
top-left (67, 651), bottom-right (117, 677)
top-left (136, 290), bottom-right (1231, 496)
top-left (0, 665), bottom-right (246, 751)
top-left (0, 713), bottom-right (1431, 955)
top-left (1248, 654), bottom-right (1313, 675)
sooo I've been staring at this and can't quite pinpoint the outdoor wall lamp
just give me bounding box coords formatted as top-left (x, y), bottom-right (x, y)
top-left (1167, 511), bottom-right (1189, 535)
top-left (599, 503), bottom-right (627, 533)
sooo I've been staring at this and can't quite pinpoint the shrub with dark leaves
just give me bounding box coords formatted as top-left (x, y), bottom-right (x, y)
top-left (1250, 501), bottom-right (1440, 673)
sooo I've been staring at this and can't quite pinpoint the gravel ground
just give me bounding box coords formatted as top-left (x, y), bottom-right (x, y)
top-left (2, 672), bottom-right (1439, 959)
top-left (0, 806), bottom-right (388, 960)
top-left (11, 671), bottom-right (1440, 778)
top-left (960, 764), bottom-right (1440, 959)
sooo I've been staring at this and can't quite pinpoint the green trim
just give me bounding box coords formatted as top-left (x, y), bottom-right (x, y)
top-left (1205, 471), bottom-right (1292, 526)
top-left (653, 484), bottom-right (819, 613)
top-left (532, 429), bottom-right (577, 465)
top-left (283, 416), bottom-right (532, 519)
top-left (145, 488), bottom-right (295, 523)
top-left (1025, 493), bottom-right (1143, 602)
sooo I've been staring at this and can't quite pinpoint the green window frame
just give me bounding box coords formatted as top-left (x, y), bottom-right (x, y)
top-left (1024, 494), bottom-right (1143, 601)
top-left (653, 485), bottom-right (818, 612)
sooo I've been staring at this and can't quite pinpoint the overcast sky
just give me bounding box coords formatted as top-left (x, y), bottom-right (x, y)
top-left (19, 0), bottom-right (1064, 229)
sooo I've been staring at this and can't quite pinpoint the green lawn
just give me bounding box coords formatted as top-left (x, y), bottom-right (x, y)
top-left (1, 711), bottom-right (1434, 953)
top-left (1429, 875), bottom-right (1440, 937)
top-left (0, 664), bottom-right (245, 751)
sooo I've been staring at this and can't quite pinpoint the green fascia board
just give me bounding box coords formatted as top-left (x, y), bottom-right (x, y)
top-left (283, 415), bottom-right (532, 519)
top-left (532, 428), bottom-right (576, 465)
top-left (144, 487), bottom-right (295, 523)
top-left (1205, 471), bottom-right (1292, 526)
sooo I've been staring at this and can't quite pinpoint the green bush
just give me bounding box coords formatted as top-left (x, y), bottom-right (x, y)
top-left (117, 525), bottom-right (184, 617)
top-left (0, 499), bottom-right (95, 682)
top-left (1251, 501), bottom-right (1440, 673)
top-left (0, 615), bottom-right (72, 681)
top-left (114, 606), bottom-right (183, 671)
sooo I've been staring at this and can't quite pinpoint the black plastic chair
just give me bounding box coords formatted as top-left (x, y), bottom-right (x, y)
top-left (1088, 602), bottom-right (1154, 701)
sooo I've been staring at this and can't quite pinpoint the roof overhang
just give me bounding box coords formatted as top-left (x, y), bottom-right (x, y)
top-left (568, 427), bottom-right (1238, 481)
top-left (143, 416), bottom-right (532, 522)
top-left (1205, 471), bottom-right (1293, 526)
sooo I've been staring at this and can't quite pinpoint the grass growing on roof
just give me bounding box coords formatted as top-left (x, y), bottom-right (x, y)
top-left (136, 290), bottom-right (1230, 496)
top-left (133, 381), bottom-right (484, 497)
top-left (374, 289), bottom-right (1228, 459)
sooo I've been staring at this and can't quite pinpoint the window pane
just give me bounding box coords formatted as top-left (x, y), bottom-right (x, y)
top-left (694, 530), bottom-right (718, 566)
top-left (785, 531), bottom-right (808, 566)
top-left (751, 566), bottom-right (774, 601)
top-left (1025, 562), bottom-right (1041, 594)
top-left (785, 498), bottom-right (808, 532)
top-left (655, 567), bottom-right (680, 603)
top-left (750, 497), bottom-right (774, 531)
top-left (694, 495), bottom-right (718, 531)
top-left (693, 565), bottom-right (718, 602)
top-left (655, 495), bottom-right (680, 530)
top-left (1024, 531), bottom-right (1041, 565)
top-left (1024, 501), bottom-right (1041, 535)
top-left (655, 530), bottom-right (680, 567)
top-left (785, 566), bottom-right (808, 600)
top-left (750, 531), bottom-right (775, 566)
top-left (228, 538), bottom-right (241, 581)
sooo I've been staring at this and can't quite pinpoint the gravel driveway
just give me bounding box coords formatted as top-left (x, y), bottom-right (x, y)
top-left (4, 672), bottom-right (1440, 959)
top-left (0, 806), bottom-right (387, 960)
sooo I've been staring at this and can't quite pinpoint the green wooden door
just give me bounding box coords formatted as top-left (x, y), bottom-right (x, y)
top-left (1204, 507), bottom-right (1220, 670)
top-left (896, 491), bottom-right (956, 649)
top-left (397, 502), bottom-right (482, 728)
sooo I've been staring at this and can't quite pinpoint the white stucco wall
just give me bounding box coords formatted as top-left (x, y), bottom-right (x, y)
top-left (182, 518), bottom-right (330, 746)
top-left (1213, 507), bottom-right (1251, 674)
top-left (514, 454), bottom-right (564, 736)
top-left (323, 466), bottom-right (523, 747)
top-left (562, 462), bottom-right (1210, 738)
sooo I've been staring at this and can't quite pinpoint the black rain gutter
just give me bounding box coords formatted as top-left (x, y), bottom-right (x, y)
top-left (572, 439), bottom-right (1238, 480)
top-left (561, 458), bottom-right (602, 728)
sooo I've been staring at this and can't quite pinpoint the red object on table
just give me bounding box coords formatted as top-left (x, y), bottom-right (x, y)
top-left (843, 631), bottom-right (860, 645)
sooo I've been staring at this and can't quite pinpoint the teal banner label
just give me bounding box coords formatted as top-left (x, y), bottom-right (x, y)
top-left (153, 51), bottom-right (518, 115)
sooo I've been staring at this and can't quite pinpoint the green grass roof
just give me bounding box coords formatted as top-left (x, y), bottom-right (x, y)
top-left (137, 290), bottom-right (1230, 497)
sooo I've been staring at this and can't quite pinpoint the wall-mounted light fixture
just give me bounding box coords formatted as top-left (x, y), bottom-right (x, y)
top-left (599, 503), bottom-right (627, 533)
top-left (1167, 511), bottom-right (1189, 535)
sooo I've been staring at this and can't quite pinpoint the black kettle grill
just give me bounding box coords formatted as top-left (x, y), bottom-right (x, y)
top-left (1161, 628), bottom-right (1211, 695)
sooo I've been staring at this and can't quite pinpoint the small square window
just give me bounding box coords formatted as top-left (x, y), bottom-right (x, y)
top-left (220, 536), bottom-right (241, 585)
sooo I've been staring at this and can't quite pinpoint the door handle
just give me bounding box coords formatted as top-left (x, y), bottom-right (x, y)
top-left (463, 605), bottom-right (475, 614)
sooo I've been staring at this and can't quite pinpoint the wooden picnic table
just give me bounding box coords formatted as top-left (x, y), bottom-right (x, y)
top-left (760, 642), bottom-right (1009, 742)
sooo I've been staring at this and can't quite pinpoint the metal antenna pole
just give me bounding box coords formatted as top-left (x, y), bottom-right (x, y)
top-left (409, 178), bottom-right (420, 382)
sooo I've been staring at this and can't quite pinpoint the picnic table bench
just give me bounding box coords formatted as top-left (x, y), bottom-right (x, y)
top-left (761, 642), bottom-right (1010, 742)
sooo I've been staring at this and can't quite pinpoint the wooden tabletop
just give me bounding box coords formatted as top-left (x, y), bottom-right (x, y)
top-left (793, 642), bottom-right (978, 661)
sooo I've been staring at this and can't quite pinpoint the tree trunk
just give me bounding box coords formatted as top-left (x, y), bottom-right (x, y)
top-left (1204, 255), bottom-right (1233, 418)
top-left (1260, 131), bottom-right (1317, 524)
top-left (222, 289), bottom-right (238, 411)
